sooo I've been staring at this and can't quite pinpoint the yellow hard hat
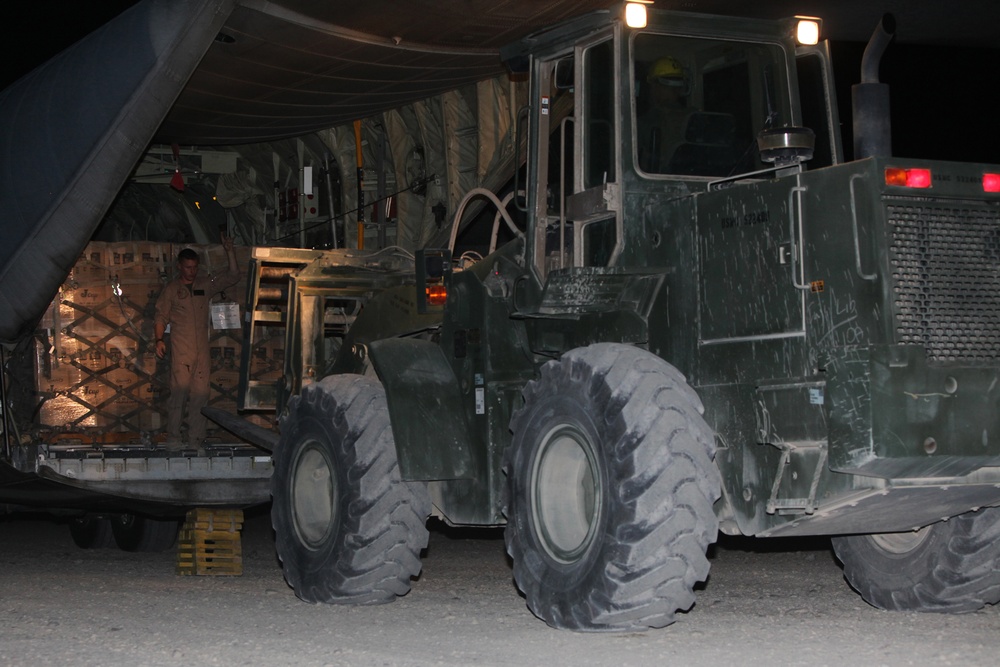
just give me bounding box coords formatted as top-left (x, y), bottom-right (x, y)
top-left (648, 57), bottom-right (686, 85)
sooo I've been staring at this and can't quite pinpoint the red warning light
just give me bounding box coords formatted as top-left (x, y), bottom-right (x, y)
top-left (906, 169), bottom-right (932, 188)
top-left (426, 284), bottom-right (448, 306)
top-left (884, 168), bottom-right (906, 186)
top-left (885, 167), bottom-right (932, 189)
top-left (983, 173), bottom-right (1000, 193)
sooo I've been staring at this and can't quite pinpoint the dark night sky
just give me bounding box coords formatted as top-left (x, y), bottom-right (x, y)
top-left (832, 41), bottom-right (1000, 164)
top-left (3, 1), bottom-right (997, 163)
top-left (2, 1), bottom-right (138, 90)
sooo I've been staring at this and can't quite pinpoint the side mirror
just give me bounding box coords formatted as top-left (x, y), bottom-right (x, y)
top-left (554, 56), bottom-right (574, 90)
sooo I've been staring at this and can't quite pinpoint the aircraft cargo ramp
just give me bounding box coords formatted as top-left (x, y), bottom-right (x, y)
top-left (3, 440), bottom-right (271, 511)
top-left (0, 240), bottom-right (275, 514)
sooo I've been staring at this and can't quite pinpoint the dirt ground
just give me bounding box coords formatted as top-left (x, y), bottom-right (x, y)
top-left (1, 507), bottom-right (997, 667)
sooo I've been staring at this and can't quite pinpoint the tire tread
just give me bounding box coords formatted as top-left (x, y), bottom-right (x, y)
top-left (505, 343), bottom-right (721, 631)
top-left (833, 506), bottom-right (1000, 612)
top-left (272, 375), bottom-right (430, 605)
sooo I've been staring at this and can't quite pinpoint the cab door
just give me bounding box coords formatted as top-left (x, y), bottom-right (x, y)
top-left (525, 30), bottom-right (622, 286)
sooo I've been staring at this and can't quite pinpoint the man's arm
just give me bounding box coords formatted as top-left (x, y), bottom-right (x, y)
top-left (153, 289), bottom-right (170, 359)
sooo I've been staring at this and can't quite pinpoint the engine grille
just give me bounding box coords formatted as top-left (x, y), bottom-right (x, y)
top-left (888, 199), bottom-right (1000, 364)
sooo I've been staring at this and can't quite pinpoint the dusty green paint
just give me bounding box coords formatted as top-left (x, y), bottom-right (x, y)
top-left (263, 8), bottom-right (1000, 533)
top-left (369, 338), bottom-right (475, 480)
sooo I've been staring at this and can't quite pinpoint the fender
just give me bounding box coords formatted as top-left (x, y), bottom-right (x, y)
top-left (369, 338), bottom-right (475, 481)
top-left (515, 268), bottom-right (666, 355)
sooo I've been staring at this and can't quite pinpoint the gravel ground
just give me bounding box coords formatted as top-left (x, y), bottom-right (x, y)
top-left (1, 507), bottom-right (997, 667)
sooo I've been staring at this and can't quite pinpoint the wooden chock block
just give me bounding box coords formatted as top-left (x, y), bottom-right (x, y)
top-left (176, 508), bottom-right (244, 576)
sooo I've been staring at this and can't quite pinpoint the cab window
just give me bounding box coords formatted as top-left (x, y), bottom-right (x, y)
top-left (633, 33), bottom-right (791, 177)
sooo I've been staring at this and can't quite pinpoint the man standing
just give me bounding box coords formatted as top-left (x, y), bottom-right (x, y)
top-left (154, 237), bottom-right (240, 450)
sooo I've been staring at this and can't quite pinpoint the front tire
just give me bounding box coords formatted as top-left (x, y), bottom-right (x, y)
top-left (833, 506), bottom-right (1000, 612)
top-left (505, 343), bottom-right (721, 631)
top-left (271, 374), bottom-right (431, 604)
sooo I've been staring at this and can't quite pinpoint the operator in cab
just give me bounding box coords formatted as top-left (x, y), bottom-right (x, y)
top-left (636, 56), bottom-right (694, 173)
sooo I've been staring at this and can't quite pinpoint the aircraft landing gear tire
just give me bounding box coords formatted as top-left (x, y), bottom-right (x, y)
top-left (271, 374), bottom-right (430, 605)
top-left (111, 514), bottom-right (179, 552)
top-left (505, 343), bottom-right (721, 631)
top-left (69, 515), bottom-right (114, 549)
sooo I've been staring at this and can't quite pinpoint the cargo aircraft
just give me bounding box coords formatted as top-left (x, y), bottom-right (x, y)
top-left (0, 0), bottom-right (996, 537)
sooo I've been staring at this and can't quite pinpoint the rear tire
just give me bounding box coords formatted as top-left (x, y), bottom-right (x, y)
top-left (69, 515), bottom-right (114, 549)
top-left (833, 506), bottom-right (1000, 612)
top-left (111, 514), bottom-right (179, 552)
top-left (271, 374), bottom-right (430, 604)
top-left (505, 343), bottom-right (721, 631)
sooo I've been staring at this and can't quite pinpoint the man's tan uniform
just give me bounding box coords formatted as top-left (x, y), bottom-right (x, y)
top-left (155, 264), bottom-right (240, 446)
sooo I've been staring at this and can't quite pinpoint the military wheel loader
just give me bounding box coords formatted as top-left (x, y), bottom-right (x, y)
top-left (244, 5), bottom-right (1000, 630)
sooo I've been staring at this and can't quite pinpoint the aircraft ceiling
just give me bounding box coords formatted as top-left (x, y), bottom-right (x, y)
top-left (0, 0), bottom-right (996, 344)
top-left (158, 0), bottom-right (616, 143)
top-left (158, 0), bottom-right (1000, 145)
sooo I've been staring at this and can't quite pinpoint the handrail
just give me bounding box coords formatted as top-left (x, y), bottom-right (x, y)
top-left (788, 185), bottom-right (810, 290)
top-left (849, 174), bottom-right (878, 281)
top-left (513, 105), bottom-right (530, 213)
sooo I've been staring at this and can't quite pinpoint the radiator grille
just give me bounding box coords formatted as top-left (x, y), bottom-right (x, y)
top-left (888, 200), bottom-right (1000, 364)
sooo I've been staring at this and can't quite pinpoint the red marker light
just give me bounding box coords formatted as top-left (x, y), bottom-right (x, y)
top-left (426, 284), bottom-right (448, 306)
top-left (906, 168), bottom-right (932, 188)
top-left (983, 173), bottom-right (1000, 193)
top-left (885, 167), bottom-right (932, 189)
top-left (884, 168), bottom-right (906, 186)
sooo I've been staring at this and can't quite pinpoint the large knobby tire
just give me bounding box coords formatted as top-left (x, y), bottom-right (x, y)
top-left (271, 374), bottom-right (431, 605)
top-left (111, 514), bottom-right (179, 552)
top-left (505, 343), bottom-right (722, 631)
top-left (833, 506), bottom-right (1000, 612)
top-left (69, 515), bottom-right (114, 549)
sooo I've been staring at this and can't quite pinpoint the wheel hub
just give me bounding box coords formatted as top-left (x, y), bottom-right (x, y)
top-left (291, 442), bottom-right (339, 549)
top-left (871, 526), bottom-right (930, 554)
top-left (530, 424), bottom-right (602, 564)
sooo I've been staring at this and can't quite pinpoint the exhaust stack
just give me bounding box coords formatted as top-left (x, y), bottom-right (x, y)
top-left (852, 14), bottom-right (895, 159)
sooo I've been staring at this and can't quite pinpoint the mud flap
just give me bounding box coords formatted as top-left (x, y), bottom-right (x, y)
top-left (369, 338), bottom-right (475, 480)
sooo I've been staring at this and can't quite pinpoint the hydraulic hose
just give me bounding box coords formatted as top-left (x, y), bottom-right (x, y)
top-left (447, 187), bottom-right (523, 255)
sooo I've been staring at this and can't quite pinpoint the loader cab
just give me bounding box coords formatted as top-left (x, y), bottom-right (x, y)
top-left (513, 8), bottom-right (840, 288)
